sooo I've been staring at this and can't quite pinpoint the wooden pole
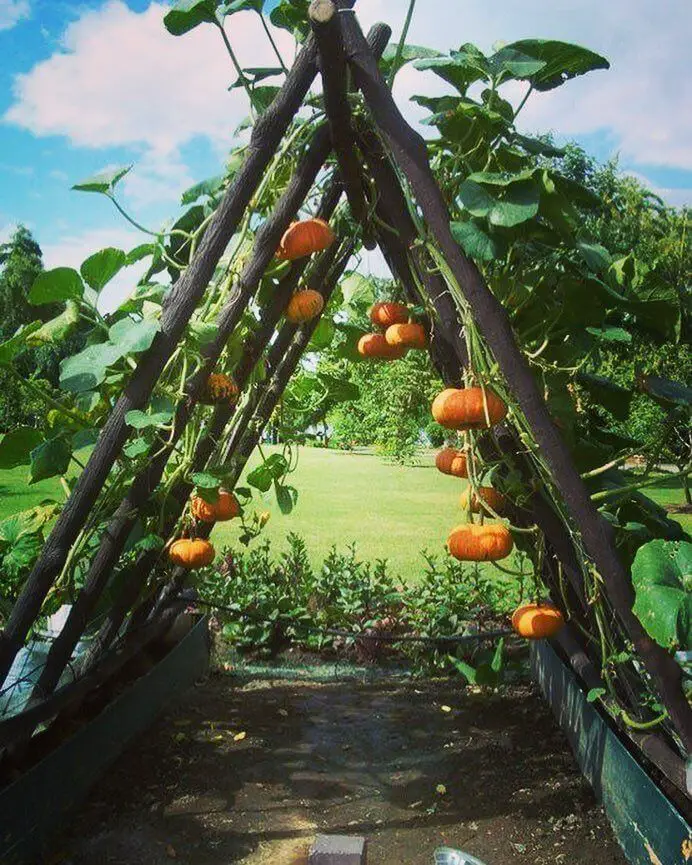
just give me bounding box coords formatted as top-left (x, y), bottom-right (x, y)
top-left (309, 0), bottom-right (374, 249)
top-left (340, 12), bottom-right (692, 749)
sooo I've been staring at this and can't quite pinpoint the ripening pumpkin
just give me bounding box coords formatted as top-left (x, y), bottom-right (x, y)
top-left (459, 486), bottom-right (506, 515)
top-left (432, 387), bottom-right (507, 430)
top-left (168, 538), bottom-right (216, 569)
top-left (191, 490), bottom-right (240, 523)
top-left (447, 523), bottom-right (514, 562)
top-left (511, 603), bottom-right (564, 640)
top-left (285, 288), bottom-right (324, 323)
top-left (357, 333), bottom-right (407, 360)
top-left (369, 302), bottom-right (409, 329)
top-left (276, 218), bottom-right (335, 260)
top-left (385, 322), bottom-right (427, 350)
top-left (435, 447), bottom-right (468, 478)
top-left (200, 373), bottom-right (239, 406)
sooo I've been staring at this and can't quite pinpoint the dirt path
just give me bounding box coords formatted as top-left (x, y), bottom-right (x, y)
top-left (60, 676), bottom-right (626, 865)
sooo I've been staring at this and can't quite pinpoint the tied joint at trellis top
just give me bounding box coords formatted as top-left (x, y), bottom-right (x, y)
top-left (0, 0), bottom-right (690, 803)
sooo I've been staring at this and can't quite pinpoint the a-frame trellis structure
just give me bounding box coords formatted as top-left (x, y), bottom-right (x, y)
top-left (0, 0), bottom-right (689, 797)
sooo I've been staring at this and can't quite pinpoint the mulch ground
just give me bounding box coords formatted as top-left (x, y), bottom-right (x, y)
top-left (57, 676), bottom-right (627, 865)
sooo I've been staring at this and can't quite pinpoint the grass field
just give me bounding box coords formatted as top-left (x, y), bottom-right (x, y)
top-left (0, 445), bottom-right (689, 582)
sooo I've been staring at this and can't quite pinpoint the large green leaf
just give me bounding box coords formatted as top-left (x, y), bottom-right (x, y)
top-left (488, 46), bottom-right (545, 80)
top-left (577, 242), bottom-right (612, 274)
top-left (72, 165), bottom-right (132, 194)
top-left (577, 372), bottom-right (632, 420)
top-left (637, 373), bottom-right (692, 408)
top-left (247, 453), bottom-right (288, 492)
top-left (29, 268), bottom-right (84, 305)
top-left (414, 44), bottom-right (489, 93)
top-left (181, 174), bottom-right (225, 205)
top-left (80, 247), bottom-right (127, 291)
top-left (631, 540), bottom-right (692, 650)
top-left (2, 533), bottom-right (43, 579)
top-left (585, 325), bottom-right (632, 344)
top-left (29, 436), bottom-right (72, 484)
top-left (164, 0), bottom-right (218, 35)
top-left (26, 301), bottom-right (81, 346)
top-left (380, 43), bottom-right (441, 77)
top-left (458, 177), bottom-right (540, 227)
top-left (108, 317), bottom-right (161, 355)
top-left (340, 272), bottom-right (377, 308)
top-left (501, 40), bottom-right (609, 91)
top-left (0, 322), bottom-right (43, 364)
top-left (125, 408), bottom-right (174, 430)
top-left (0, 427), bottom-right (44, 469)
top-left (59, 342), bottom-right (123, 393)
top-left (269, 0), bottom-right (310, 41)
top-left (0, 505), bottom-right (56, 543)
top-left (450, 220), bottom-right (504, 262)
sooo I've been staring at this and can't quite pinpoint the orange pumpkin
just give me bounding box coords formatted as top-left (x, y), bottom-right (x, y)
top-left (435, 448), bottom-right (468, 478)
top-left (511, 603), bottom-right (565, 640)
top-left (385, 322), bottom-right (427, 350)
top-left (191, 490), bottom-right (240, 523)
top-left (357, 333), bottom-right (407, 360)
top-left (459, 486), bottom-right (506, 515)
top-left (276, 218), bottom-right (335, 260)
top-left (285, 288), bottom-right (324, 323)
top-left (432, 387), bottom-right (507, 430)
top-left (369, 302), bottom-right (409, 329)
top-left (168, 538), bottom-right (216, 569)
top-left (200, 373), bottom-right (239, 405)
top-left (447, 524), bottom-right (514, 562)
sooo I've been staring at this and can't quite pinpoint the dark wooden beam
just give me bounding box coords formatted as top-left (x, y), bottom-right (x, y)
top-left (309, 0), bottom-right (374, 249)
top-left (341, 12), bottom-right (692, 749)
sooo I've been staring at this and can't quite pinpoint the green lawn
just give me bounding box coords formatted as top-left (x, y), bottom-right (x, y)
top-left (0, 445), bottom-right (688, 583)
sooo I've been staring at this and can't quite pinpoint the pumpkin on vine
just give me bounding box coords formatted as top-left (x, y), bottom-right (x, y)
top-left (511, 603), bottom-right (564, 639)
top-left (432, 387), bottom-right (507, 430)
top-left (369, 301), bottom-right (409, 329)
top-left (191, 490), bottom-right (240, 523)
top-left (357, 333), bottom-right (407, 360)
top-left (459, 486), bottom-right (506, 515)
top-left (276, 218), bottom-right (335, 260)
top-left (200, 373), bottom-right (239, 405)
top-left (168, 538), bottom-right (216, 569)
top-left (447, 523), bottom-right (513, 561)
top-left (285, 288), bottom-right (324, 323)
top-left (435, 447), bottom-right (468, 478)
top-left (385, 322), bottom-right (427, 350)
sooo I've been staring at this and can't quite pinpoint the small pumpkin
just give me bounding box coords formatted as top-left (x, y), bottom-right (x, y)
top-left (191, 490), bottom-right (240, 523)
top-left (285, 288), bottom-right (324, 323)
top-left (200, 373), bottom-right (239, 406)
top-left (432, 387), bottom-right (507, 430)
top-left (511, 603), bottom-right (564, 640)
top-left (168, 538), bottom-right (216, 569)
top-left (435, 447), bottom-right (468, 478)
top-left (357, 333), bottom-right (407, 361)
top-left (447, 523), bottom-right (514, 562)
top-left (459, 486), bottom-right (506, 515)
top-left (369, 302), bottom-right (409, 329)
top-left (385, 322), bottom-right (427, 350)
top-left (276, 218), bottom-right (335, 260)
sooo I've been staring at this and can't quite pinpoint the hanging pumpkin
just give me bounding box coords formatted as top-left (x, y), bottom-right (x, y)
top-left (435, 447), bottom-right (468, 478)
top-left (447, 524), bottom-right (513, 562)
top-left (511, 603), bottom-right (564, 640)
top-left (385, 322), bottom-right (427, 350)
top-left (432, 387), bottom-right (507, 430)
top-left (168, 538), bottom-right (216, 569)
top-left (200, 373), bottom-right (239, 406)
top-left (357, 333), bottom-right (407, 360)
top-left (369, 302), bottom-right (409, 329)
top-left (191, 490), bottom-right (240, 523)
top-left (276, 218), bottom-right (335, 260)
top-left (285, 288), bottom-right (324, 323)
top-left (459, 486), bottom-right (506, 515)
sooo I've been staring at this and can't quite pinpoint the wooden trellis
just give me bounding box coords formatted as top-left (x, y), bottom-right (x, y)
top-left (0, 0), bottom-right (689, 799)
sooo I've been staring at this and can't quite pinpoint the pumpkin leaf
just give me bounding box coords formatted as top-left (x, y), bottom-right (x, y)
top-left (29, 268), bottom-right (84, 305)
top-left (163, 0), bottom-right (218, 36)
top-left (500, 40), bottom-right (609, 91)
top-left (108, 317), bottom-right (161, 355)
top-left (274, 481), bottom-right (298, 514)
top-left (577, 372), bottom-right (632, 420)
top-left (631, 540), bottom-right (692, 650)
top-left (585, 325), bottom-right (632, 344)
top-left (0, 322), bottom-right (43, 364)
top-left (29, 436), bottom-right (72, 484)
top-left (72, 165), bottom-right (132, 194)
top-left (451, 219), bottom-right (505, 262)
top-left (0, 427), bottom-right (44, 469)
top-left (59, 342), bottom-right (124, 393)
top-left (80, 247), bottom-right (127, 292)
top-left (125, 409), bottom-right (173, 430)
top-left (637, 372), bottom-right (692, 408)
top-left (26, 301), bottom-right (81, 346)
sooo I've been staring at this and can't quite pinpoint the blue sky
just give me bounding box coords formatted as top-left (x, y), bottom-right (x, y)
top-left (1, 0), bottom-right (691, 308)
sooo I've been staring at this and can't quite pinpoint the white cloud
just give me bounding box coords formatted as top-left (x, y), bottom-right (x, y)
top-left (0, 0), bottom-right (29, 31)
top-left (357, 0), bottom-right (692, 171)
top-left (41, 226), bottom-right (149, 313)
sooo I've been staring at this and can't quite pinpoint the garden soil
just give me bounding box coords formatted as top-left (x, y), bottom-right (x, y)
top-left (58, 677), bottom-right (627, 865)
